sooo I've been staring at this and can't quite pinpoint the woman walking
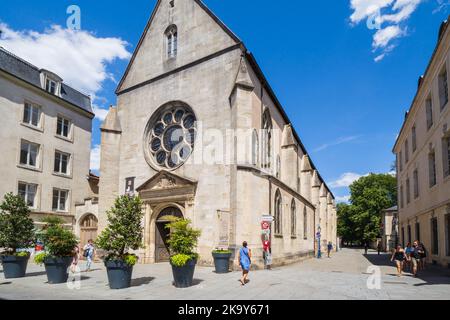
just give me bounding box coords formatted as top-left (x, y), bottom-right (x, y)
top-left (391, 245), bottom-right (406, 277)
top-left (83, 239), bottom-right (95, 272)
top-left (238, 241), bottom-right (252, 286)
top-left (70, 243), bottom-right (80, 274)
top-left (404, 242), bottom-right (413, 272)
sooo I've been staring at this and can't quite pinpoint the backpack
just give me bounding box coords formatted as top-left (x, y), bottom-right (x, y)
top-left (83, 249), bottom-right (89, 258)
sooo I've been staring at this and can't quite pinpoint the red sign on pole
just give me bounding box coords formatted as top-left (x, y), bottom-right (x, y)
top-left (261, 221), bottom-right (270, 230)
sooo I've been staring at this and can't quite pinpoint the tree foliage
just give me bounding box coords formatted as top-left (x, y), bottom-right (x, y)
top-left (96, 195), bottom-right (144, 263)
top-left (165, 217), bottom-right (201, 267)
top-left (37, 216), bottom-right (78, 257)
top-left (337, 173), bottom-right (397, 244)
top-left (0, 193), bottom-right (36, 254)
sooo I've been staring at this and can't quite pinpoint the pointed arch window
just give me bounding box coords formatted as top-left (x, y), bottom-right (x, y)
top-left (291, 199), bottom-right (296, 237)
top-left (165, 25), bottom-right (178, 58)
top-left (274, 189), bottom-right (282, 235)
top-left (262, 109), bottom-right (272, 169)
top-left (252, 129), bottom-right (259, 166)
top-left (303, 207), bottom-right (308, 240)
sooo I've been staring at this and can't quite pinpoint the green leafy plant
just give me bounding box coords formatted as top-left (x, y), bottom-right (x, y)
top-left (165, 218), bottom-right (201, 267)
top-left (96, 195), bottom-right (144, 266)
top-left (34, 252), bottom-right (47, 265)
top-left (36, 216), bottom-right (78, 258)
top-left (212, 249), bottom-right (232, 254)
top-left (0, 193), bottom-right (36, 256)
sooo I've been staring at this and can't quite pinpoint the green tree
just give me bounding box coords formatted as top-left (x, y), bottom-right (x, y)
top-left (165, 218), bottom-right (201, 267)
top-left (36, 216), bottom-right (78, 258)
top-left (337, 173), bottom-right (397, 244)
top-left (337, 203), bottom-right (357, 244)
top-left (96, 195), bottom-right (144, 265)
top-left (0, 193), bottom-right (36, 255)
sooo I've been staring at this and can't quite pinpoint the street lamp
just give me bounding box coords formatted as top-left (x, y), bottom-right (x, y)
top-left (317, 225), bottom-right (322, 259)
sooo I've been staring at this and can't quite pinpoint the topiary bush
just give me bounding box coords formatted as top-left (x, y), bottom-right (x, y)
top-left (34, 216), bottom-right (78, 263)
top-left (0, 193), bottom-right (36, 256)
top-left (95, 195), bottom-right (144, 266)
top-left (165, 218), bottom-right (201, 267)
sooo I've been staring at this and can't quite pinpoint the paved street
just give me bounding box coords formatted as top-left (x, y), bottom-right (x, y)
top-left (1, 248), bottom-right (449, 300)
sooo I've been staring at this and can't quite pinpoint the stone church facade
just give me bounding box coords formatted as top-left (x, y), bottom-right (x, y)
top-left (99, 0), bottom-right (337, 268)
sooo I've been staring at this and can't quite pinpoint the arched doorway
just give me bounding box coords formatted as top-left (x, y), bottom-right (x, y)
top-left (155, 206), bottom-right (183, 263)
top-left (80, 214), bottom-right (98, 257)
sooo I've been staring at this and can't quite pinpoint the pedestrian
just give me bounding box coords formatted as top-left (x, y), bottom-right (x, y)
top-left (83, 239), bottom-right (95, 272)
top-left (391, 245), bottom-right (406, 277)
top-left (404, 242), bottom-right (413, 272)
top-left (411, 240), bottom-right (423, 278)
top-left (327, 242), bottom-right (333, 258)
top-left (364, 242), bottom-right (369, 255)
top-left (377, 242), bottom-right (382, 255)
top-left (238, 241), bottom-right (251, 286)
top-left (419, 242), bottom-right (427, 271)
top-left (70, 243), bottom-right (80, 274)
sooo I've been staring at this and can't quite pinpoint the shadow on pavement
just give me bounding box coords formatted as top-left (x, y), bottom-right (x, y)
top-left (25, 271), bottom-right (47, 277)
top-left (0, 282), bottom-right (12, 285)
top-left (362, 250), bottom-right (450, 287)
top-left (171, 279), bottom-right (204, 287)
top-left (130, 276), bottom-right (155, 287)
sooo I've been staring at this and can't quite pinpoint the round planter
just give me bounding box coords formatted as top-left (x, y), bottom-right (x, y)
top-left (43, 256), bottom-right (73, 284)
top-left (0, 255), bottom-right (29, 279)
top-left (212, 252), bottom-right (232, 274)
top-left (171, 259), bottom-right (197, 288)
top-left (105, 260), bottom-right (134, 290)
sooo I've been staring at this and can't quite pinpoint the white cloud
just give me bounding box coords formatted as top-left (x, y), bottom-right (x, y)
top-left (313, 135), bottom-right (361, 153)
top-left (0, 23), bottom-right (131, 120)
top-left (329, 172), bottom-right (365, 188)
top-left (349, 0), bottom-right (424, 60)
top-left (372, 25), bottom-right (405, 48)
top-left (92, 105), bottom-right (109, 122)
top-left (350, 0), bottom-right (395, 23)
top-left (335, 195), bottom-right (351, 204)
top-left (90, 145), bottom-right (101, 172)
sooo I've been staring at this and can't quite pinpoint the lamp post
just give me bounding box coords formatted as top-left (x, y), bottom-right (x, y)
top-left (317, 226), bottom-right (322, 259)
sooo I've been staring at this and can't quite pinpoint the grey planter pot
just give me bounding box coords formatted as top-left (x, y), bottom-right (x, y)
top-left (43, 256), bottom-right (73, 284)
top-left (212, 252), bottom-right (232, 274)
top-left (171, 259), bottom-right (196, 288)
top-left (105, 260), bottom-right (134, 290)
top-left (0, 255), bottom-right (29, 279)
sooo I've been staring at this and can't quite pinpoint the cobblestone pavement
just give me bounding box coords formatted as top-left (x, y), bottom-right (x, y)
top-left (1, 248), bottom-right (449, 300)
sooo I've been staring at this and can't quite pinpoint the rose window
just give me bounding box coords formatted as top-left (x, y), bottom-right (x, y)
top-left (146, 103), bottom-right (197, 170)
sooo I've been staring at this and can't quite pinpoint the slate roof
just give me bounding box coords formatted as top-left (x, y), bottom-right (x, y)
top-left (0, 46), bottom-right (93, 116)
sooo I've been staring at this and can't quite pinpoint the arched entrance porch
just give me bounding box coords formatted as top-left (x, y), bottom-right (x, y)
top-left (155, 206), bottom-right (184, 262)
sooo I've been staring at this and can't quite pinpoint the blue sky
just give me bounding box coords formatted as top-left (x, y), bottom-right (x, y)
top-left (1, 0), bottom-right (449, 202)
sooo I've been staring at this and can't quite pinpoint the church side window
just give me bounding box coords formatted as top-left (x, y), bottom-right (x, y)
top-left (262, 109), bottom-right (272, 169)
top-left (274, 190), bottom-right (282, 235)
top-left (165, 25), bottom-right (178, 59)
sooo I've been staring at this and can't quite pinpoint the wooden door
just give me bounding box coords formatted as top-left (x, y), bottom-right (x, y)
top-left (79, 214), bottom-right (98, 260)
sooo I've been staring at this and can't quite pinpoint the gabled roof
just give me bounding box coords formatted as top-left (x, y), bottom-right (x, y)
top-left (115, 0), bottom-right (241, 94)
top-left (0, 46), bottom-right (93, 116)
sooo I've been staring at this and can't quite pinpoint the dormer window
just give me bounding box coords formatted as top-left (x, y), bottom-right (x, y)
top-left (46, 78), bottom-right (57, 94)
top-left (165, 25), bottom-right (178, 59)
top-left (40, 70), bottom-right (62, 96)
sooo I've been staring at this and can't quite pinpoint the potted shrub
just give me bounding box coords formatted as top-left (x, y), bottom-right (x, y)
top-left (34, 217), bottom-right (78, 284)
top-left (96, 195), bottom-right (144, 290)
top-left (212, 249), bottom-right (232, 274)
top-left (165, 218), bottom-right (201, 288)
top-left (0, 193), bottom-right (36, 279)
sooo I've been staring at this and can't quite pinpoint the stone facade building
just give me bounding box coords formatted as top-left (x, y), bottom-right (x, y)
top-left (393, 17), bottom-right (450, 268)
top-left (0, 46), bottom-right (94, 230)
top-left (99, 0), bottom-right (337, 268)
